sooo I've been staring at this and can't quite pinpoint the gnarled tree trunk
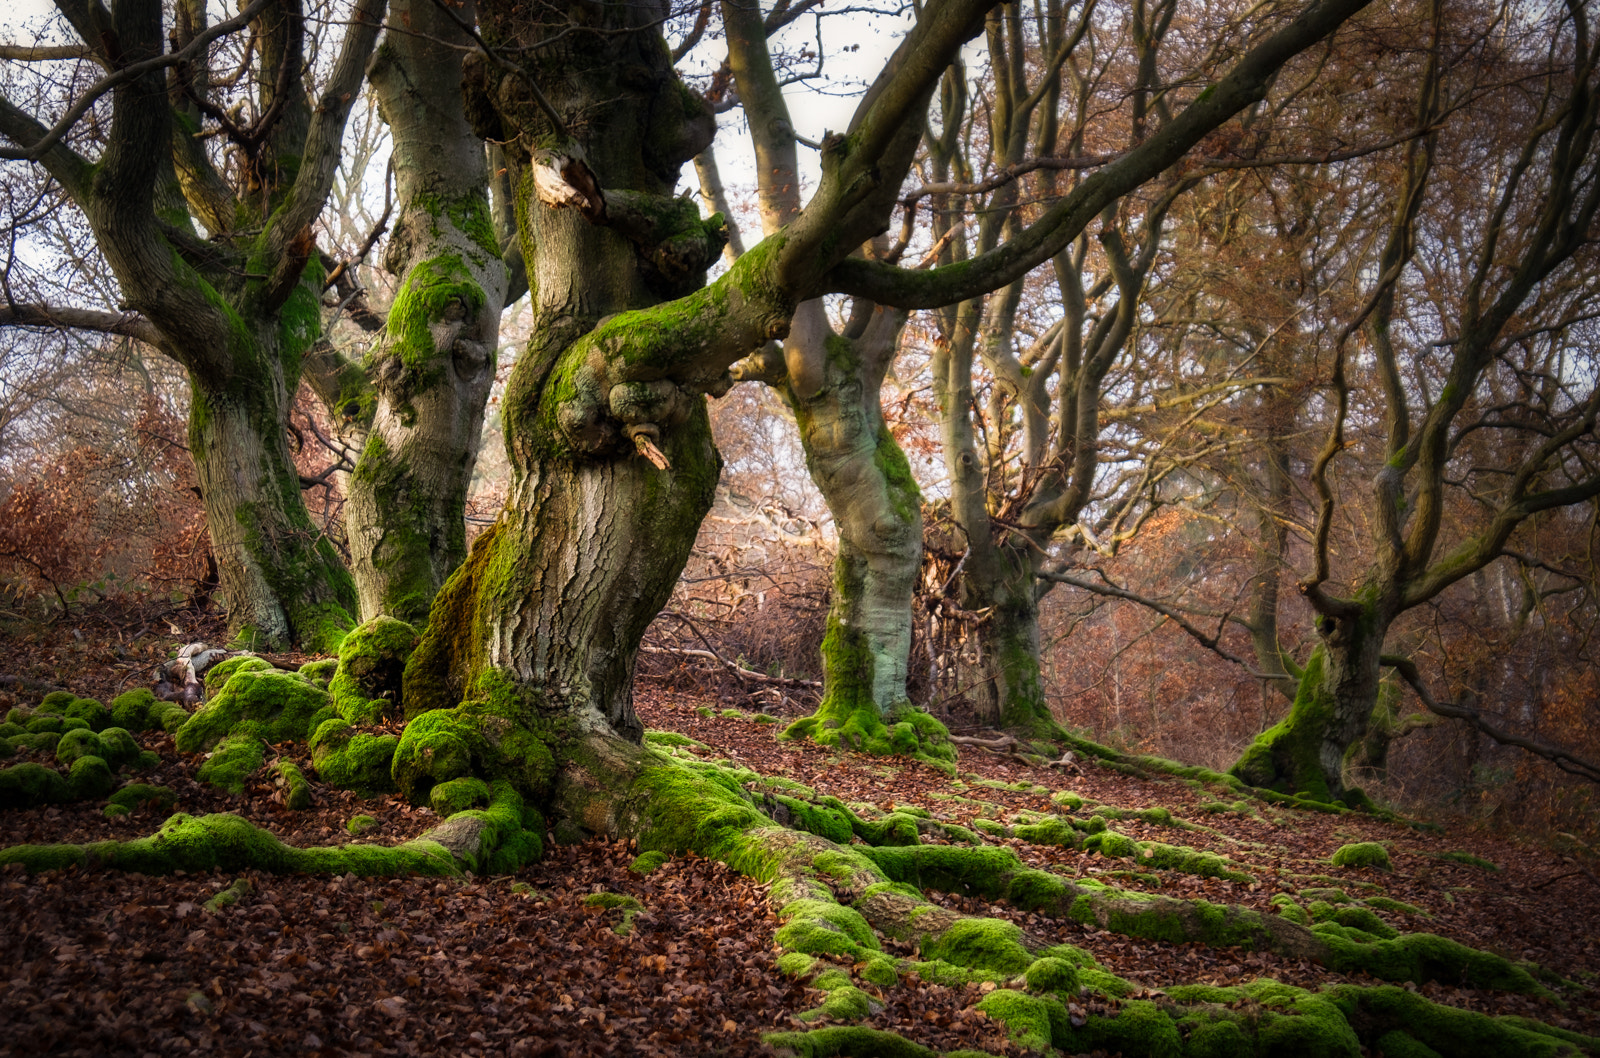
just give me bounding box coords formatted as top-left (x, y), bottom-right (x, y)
top-left (340, 0), bottom-right (508, 627)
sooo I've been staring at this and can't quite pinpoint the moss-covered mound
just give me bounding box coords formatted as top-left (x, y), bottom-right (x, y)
top-left (329, 617), bottom-right (420, 724)
top-left (175, 670), bottom-right (330, 753)
top-left (309, 718), bottom-right (399, 794)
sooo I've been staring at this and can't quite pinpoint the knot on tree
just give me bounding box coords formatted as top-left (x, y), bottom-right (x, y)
top-left (601, 190), bottom-right (727, 298)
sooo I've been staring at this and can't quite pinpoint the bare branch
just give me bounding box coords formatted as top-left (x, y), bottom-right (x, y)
top-left (1385, 654), bottom-right (1600, 785)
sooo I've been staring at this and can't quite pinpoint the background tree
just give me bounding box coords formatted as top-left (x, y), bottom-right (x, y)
top-left (0, 0), bottom-right (383, 650)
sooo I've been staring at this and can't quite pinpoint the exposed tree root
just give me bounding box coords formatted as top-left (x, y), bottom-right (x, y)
top-left (2, 650), bottom-right (1590, 1057)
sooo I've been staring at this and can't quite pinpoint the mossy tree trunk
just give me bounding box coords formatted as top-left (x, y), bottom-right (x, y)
top-left (1230, 597), bottom-right (1396, 804)
top-left (337, 0), bottom-right (510, 628)
top-left (396, 0), bottom-right (982, 826)
top-left (709, 0), bottom-right (936, 754)
top-left (0, 0), bottom-right (381, 651)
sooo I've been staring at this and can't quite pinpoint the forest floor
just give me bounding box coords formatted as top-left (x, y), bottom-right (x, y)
top-left (0, 601), bottom-right (1596, 1057)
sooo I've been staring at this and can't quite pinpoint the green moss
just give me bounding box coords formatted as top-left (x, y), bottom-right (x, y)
top-left (298, 658), bottom-right (339, 688)
top-left (37, 691), bottom-right (75, 713)
top-left (176, 670), bottom-right (330, 753)
top-left (920, 918), bottom-right (1034, 975)
top-left (0, 762), bottom-right (72, 807)
top-left (26, 714), bottom-right (64, 734)
top-left (1273, 893), bottom-right (1311, 925)
top-left (64, 698), bottom-right (110, 731)
top-left (431, 776), bottom-right (491, 817)
top-left (347, 814), bottom-right (378, 835)
top-left (274, 760), bottom-right (313, 810)
top-left (777, 899), bottom-right (881, 960)
top-left (309, 718), bottom-right (400, 795)
top-left (1230, 646), bottom-right (1340, 802)
top-left (205, 656), bottom-right (274, 698)
top-left (97, 728), bottom-right (141, 769)
top-left (975, 989), bottom-right (1052, 1052)
top-left (1363, 896), bottom-right (1427, 916)
top-left (68, 755), bottom-right (115, 799)
top-left (203, 877), bottom-right (252, 914)
top-left (148, 699), bottom-right (192, 734)
top-left (196, 733), bottom-right (266, 795)
top-left (330, 617), bottom-right (419, 724)
top-left (761, 1027), bottom-right (937, 1058)
top-left (1433, 850), bottom-right (1499, 870)
top-left (1331, 842), bottom-right (1391, 870)
top-left (629, 850), bottom-right (669, 874)
top-left (796, 984), bottom-right (877, 1024)
top-left (110, 689), bottom-right (157, 732)
top-left (55, 728), bottom-right (106, 765)
top-left (1024, 956), bottom-right (1080, 995)
top-left (0, 811), bottom-right (459, 876)
top-left (860, 843), bottom-right (1030, 901)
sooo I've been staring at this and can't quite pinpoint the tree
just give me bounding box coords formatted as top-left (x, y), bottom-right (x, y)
top-left (0, 0), bottom-right (388, 650)
top-left (397, 0), bottom-right (1376, 842)
top-left (1230, 0), bottom-right (1600, 802)
top-left (701, 0), bottom-right (942, 761)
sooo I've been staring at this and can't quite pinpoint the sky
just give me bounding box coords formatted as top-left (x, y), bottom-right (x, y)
top-left (0, 0), bottom-right (913, 209)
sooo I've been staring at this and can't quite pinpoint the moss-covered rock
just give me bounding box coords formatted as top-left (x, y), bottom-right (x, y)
top-left (55, 728), bottom-right (107, 765)
top-left (26, 714), bottom-right (65, 734)
top-left (347, 814), bottom-right (378, 835)
top-left (431, 776), bottom-right (491, 817)
top-left (68, 755), bottom-right (115, 800)
top-left (330, 617), bottom-right (419, 724)
top-left (64, 698), bottom-right (110, 731)
top-left (196, 733), bottom-right (266, 795)
top-left (176, 670), bottom-right (330, 753)
top-left (298, 658), bottom-right (339, 689)
top-left (36, 691), bottom-right (75, 714)
top-left (309, 718), bottom-right (399, 794)
top-left (629, 850), bottom-right (668, 874)
top-left (1331, 842), bottom-right (1391, 870)
top-left (0, 761), bottom-right (71, 807)
top-left (110, 689), bottom-right (157, 732)
top-left (204, 656), bottom-right (274, 698)
top-left (1024, 956), bottom-right (1081, 995)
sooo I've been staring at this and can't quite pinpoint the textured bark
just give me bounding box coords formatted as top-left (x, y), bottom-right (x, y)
top-left (712, 0), bottom-right (929, 738)
top-left (1231, 599), bottom-right (1395, 803)
top-left (187, 309), bottom-right (359, 653)
top-left (0, 0), bottom-right (381, 650)
top-left (342, 0), bottom-right (508, 627)
top-left (771, 304), bottom-right (929, 745)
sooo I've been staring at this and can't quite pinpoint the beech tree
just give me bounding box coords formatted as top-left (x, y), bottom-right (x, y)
top-left (0, 0), bottom-right (383, 650)
top-left (1229, 0), bottom-right (1600, 801)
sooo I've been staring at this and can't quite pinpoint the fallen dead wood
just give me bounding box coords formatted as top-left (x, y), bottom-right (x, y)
top-left (639, 645), bottom-right (821, 690)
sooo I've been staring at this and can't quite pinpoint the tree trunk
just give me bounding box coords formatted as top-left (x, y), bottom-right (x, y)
top-left (968, 552), bottom-right (1056, 740)
top-left (343, 0), bottom-right (508, 627)
top-left (186, 294), bottom-right (359, 654)
top-left (1230, 600), bottom-right (1393, 803)
top-left (758, 302), bottom-right (947, 759)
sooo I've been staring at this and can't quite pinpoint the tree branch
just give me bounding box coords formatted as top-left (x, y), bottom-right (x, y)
top-left (1384, 654), bottom-right (1600, 785)
top-left (0, 0), bottom-right (273, 166)
top-left (0, 301), bottom-right (164, 346)
top-left (826, 0), bottom-right (1378, 308)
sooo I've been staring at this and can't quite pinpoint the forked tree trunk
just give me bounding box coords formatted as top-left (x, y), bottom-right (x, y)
top-left (342, 0), bottom-right (508, 627)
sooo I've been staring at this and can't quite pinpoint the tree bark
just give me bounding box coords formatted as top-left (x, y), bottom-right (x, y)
top-left (341, 0), bottom-right (508, 627)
